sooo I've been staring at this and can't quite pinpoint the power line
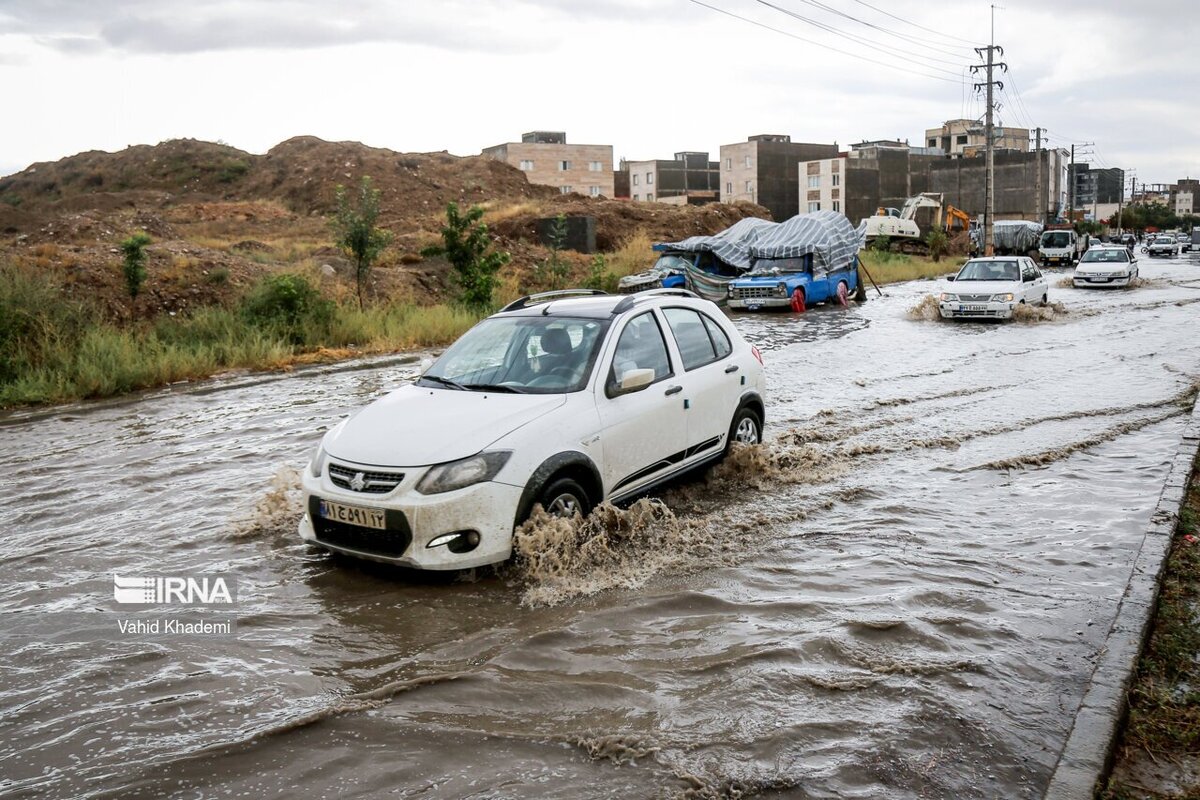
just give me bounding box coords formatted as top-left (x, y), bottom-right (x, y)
top-left (783, 0), bottom-right (975, 57)
top-left (685, 0), bottom-right (965, 84)
top-left (847, 0), bottom-right (981, 46)
top-left (753, 0), bottom-right (969, 74)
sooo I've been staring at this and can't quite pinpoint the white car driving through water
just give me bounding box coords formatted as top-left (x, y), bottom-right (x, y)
top-left (299, 289), bottom-right (767, 570)
top-left (938, 256), bottom-right (1049, 320)
top-left (1073, 245), bottom-right (1139, 288)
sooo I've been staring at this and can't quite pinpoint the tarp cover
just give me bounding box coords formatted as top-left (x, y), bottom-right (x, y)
top-left (657, 217), bottom-right (776, 270)
top-left (749, 211), bottom-right (866, 270)
top-left (992, 220), bottom-right (1043, 252)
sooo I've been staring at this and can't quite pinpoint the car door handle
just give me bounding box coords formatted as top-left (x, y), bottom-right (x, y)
top-left (725, 364), bottom-right (739, 374)
top-left (664, 385), bottom-right (683, 396)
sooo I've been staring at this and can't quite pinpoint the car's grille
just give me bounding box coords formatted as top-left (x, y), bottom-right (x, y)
top-left (957, 294), bottom-right (993, 302)
top-left (732, 286), bottom-right (778, 300)
top-left (329, 463), bottom-right (405, 494)
top-left (953, 308), bottom-right (1005, 317)
top-left (308, 497), bottom-right (412, 558)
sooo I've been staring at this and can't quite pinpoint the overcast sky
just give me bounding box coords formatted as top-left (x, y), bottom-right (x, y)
top-left (1, 0), bottom-right (1196, 187)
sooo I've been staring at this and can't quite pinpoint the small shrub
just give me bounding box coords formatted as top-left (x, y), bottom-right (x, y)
top-left (423, 201), bottom-right (511, 312)
top-left (120, 232), bottom-right (151, 301)
top-left (332, 176), bottom-right (393, 310)
top-left (2, 193), bottom-right (21, 208)
top-left (926, 226), bottom-right (949, 262)
top-left (206, 267), bottom-right (230, 284)
top-left (217, 160), bottom-right (250, 183)
top-left (240, 273), bottom-right (333, 345)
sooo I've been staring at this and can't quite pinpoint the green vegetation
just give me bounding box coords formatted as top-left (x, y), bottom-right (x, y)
top-left (925, 226), bottom-right (949, 262)
top-left (0, 262), bottom-right (481, 408)
top-left (536, 214), bottom-right (571, 290)
top-left (1112, 201), bottom-right (1199, 234)
top-left (333, 176), bottom-right (392, 310)
top-left (1102, 459), bottom-right (1200, 799)
top-left (424, 201), bottom-right (511, 311)
top-left (859, 251), bottom-right (960, 285)
top-left (585, 254), bottom-right (619, 293)
top-left (120, 232), bottom-right (151, 302)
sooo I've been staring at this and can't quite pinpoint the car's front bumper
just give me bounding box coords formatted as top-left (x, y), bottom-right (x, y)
top-left (728, 296), bottom-right (792, 310)
top-left (938, 300), bottom-right (1016, 319)
top-left (1040, 254), bottom-right (1073, 266)
top-left (1074, 273), bottom-right (1132, 288)
top-left (299, 467), bottom-right (524, 570)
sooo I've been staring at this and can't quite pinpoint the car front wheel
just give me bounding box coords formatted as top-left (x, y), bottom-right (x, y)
top-left (537, 477), bottom-right (591, 520)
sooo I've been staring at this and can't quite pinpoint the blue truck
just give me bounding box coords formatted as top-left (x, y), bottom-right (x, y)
top-left (727, 253), bottom-right (859, 312)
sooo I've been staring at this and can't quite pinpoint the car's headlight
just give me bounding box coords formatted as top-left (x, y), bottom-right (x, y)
top-left (308, 445), bottom-right (328, 478)
top-left (990, 293), bottom-right (1014, 302)
top-left (775, 283), bottom-right (787, 297)
top-left (939, 293), bottom-right (958, 302)
top-left (416, 451), bottom-right (512, 495)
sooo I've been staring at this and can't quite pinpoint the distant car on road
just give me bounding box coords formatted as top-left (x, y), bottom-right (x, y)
top-left (1176, 232), bottom-right (1191, 253)
top-left (1148, 235), bottom-right (1180, 257)
top-left (1073, 246), bottom-right (1139, 288)
top-left (938, 256), bottom-right (1049, 319)
top-left (299, 288), bottom-right (767, 570)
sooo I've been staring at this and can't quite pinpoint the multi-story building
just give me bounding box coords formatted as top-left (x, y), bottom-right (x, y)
top-left (719, 135), bottom-right (841, 221)
top-left (1070, 164), bottom-right (1125, 209)
top-left (620, 152), bottom-right (720, 204)
top-left (800, 141), bottom-right (940, 224)
top-left (482, 131), bottom-right (613, 198)
top-left (1171, 179), bottom-right (1198, 217)
top-left (924, 119), bottom-right (1029, 157)
top-left (930, 149), bottom-right (1069, 222)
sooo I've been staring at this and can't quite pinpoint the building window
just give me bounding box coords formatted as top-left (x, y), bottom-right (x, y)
top-left (807, 175), bottom-right (820, 188)
top-left (647, 193), bottom-right (654, 202)
top-left (725, 158), bottom-right (731, 169)
top-left (633, 194), bottom-right (640, 201)
top-left (808, 201), bottom-right (820, 212)
top-left (832, 174), bottom-right (840, 187)
top-left (589, 161), bottom-right (603, 171)
top-left (956, 135), bottom-right (968, 145)
top-left (928, 139), bottom-right (937, 147)
top-left (744, 180), bottom-right (752, 193)
top-left (632, 174), bottom-right (639, 185)
top-left (519, 160), bottom-right (533, 171)
top-left (726, 182), bottom-right (732, 195)
top-left (744, 155), bottom-right (752, 168)
top-left (560, 186), bottom-right (572, 194)
top-left (558, 160), bottom-right (571, 171)
top-left (646, 173), bottom-right (654, 185)
top-left (832, 200), bottom-right (841, 212)
top-left (589, 186), bottom-right (601, 197)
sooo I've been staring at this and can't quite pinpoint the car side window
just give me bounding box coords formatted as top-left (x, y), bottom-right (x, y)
top-left (608, 312), bottom-right (672, 390)
top-left (700, 313), bottom-right (733, 359)
top-left (663, 307), bottom-right (721, 371)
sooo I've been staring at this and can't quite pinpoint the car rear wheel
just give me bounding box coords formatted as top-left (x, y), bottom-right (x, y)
top-left (537, 477), bottom-right (591, 520)
top-left (725, 406), bottom-right (762, 454)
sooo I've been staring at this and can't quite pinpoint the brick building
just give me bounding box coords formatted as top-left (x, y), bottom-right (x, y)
top-left (719, 135), bottom-right (840, 221)
top-left (482, 131), bottom-right (614, 198)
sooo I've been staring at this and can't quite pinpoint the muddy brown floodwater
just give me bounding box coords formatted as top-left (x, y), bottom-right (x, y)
top-left (3, 253), bottom-right (1200, 799)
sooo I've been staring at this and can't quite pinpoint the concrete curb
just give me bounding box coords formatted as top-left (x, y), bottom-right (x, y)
top-left (1043, 395), bottom-right (1200, 799)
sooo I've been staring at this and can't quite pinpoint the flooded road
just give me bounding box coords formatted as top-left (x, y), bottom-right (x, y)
top-left (3, 252), bottom-right (1199, 799)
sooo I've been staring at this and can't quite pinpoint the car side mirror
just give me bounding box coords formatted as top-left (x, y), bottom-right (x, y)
top-left (946, 275), bottom-right (956, 282)
top-left (417, 357), bottom-right (434, 376)
top-left (615, 368), bottom-right (655, 395)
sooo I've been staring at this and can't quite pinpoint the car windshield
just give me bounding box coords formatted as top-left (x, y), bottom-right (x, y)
top-left (954, 259), bottom-right (1019, 281)
top-left (1080, 249), bottom-right (1129, 263)
top-left (1041, 231), bottom-right (1072, 247)
top-left (1155, 236), bottom-right (1174, 244)
top-left (419, 315), bottom-right (610, 394)
top-left (747, 257), bottom-right (809, 276)
top-left (651, 254), bottom-right (691, 272)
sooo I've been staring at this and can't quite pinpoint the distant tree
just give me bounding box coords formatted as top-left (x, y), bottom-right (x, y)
top-left (925, 226), bottom-right (949, 262)
top-left (537, 213), bottom-right (571, 289)
top-left (422, 202), bottom-right (511, 311)
top-left (333, 176), bottom-right (392, 310)
top-left (120, 232), bottom-right (151, 304)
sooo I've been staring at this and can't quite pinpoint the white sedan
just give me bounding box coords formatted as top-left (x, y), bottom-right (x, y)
top-left (1073, 246), bottom-right (1139, 288)
top-left (1147, 235), bottom-right (1180, 257)
top-left (938, 256), bottom-right (1049, 320)
top-left (299, 289), bottom-right (767, 570)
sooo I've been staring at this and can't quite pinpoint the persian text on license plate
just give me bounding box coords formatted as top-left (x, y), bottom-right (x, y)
top-left (319, 499), bottom-right (386, 530)
top-left (963, 304), bottom-right (987, 311)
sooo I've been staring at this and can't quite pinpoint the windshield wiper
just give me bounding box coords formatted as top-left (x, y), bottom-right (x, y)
top-left (464, 383), bottom-right (527, 394)
top-left (419, 375), bottom-right (467, 390)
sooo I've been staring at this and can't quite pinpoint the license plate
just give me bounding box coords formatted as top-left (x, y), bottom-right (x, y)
top-left (1089, 277), bottom-right (1110, 283)
top-left (962, 304), bottom-right (987, 311)
top-left (319, 499), bottom-right (386, 530)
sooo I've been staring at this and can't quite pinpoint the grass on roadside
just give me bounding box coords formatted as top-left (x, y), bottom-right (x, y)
top-left (859, 250), bottom-right (962, 285)
top-left (0, 262), bottom-right (481, 407)
top-left (1102, 456), bottom-right (1200, 799)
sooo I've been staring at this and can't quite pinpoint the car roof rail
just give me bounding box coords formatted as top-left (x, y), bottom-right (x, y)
top-left (611, 288), bottom-right (700, 315)
top-left (499, 289), bottom-right (609, 313)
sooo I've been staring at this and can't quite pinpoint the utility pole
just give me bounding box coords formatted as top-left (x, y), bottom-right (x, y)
top-left (971, 38), bottom-right (1007, 255)
top-left (1034, 127), bottom-right (1043, 224)
top-left (1067, 142), bottom-right (1095, 225)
